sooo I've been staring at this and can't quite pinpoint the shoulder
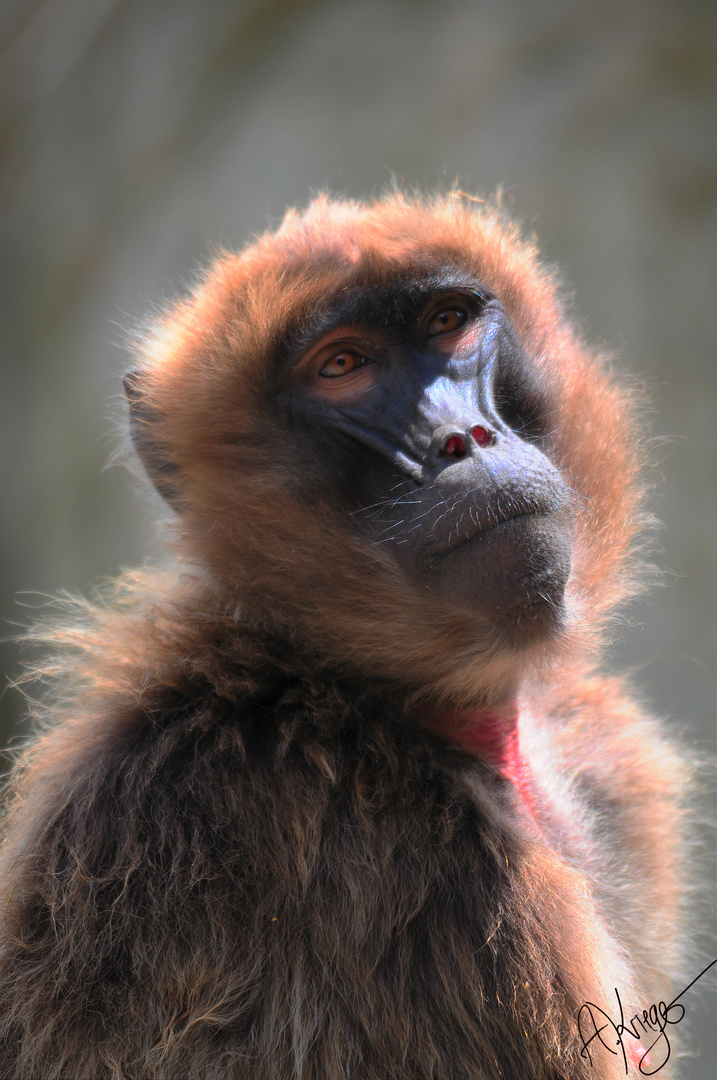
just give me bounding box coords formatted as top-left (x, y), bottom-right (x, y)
top-left (523, 672), bottom-right (688, 800)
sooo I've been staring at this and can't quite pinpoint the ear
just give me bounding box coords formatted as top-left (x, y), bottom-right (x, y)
top-left (123, 370), bottom-right (183, 510)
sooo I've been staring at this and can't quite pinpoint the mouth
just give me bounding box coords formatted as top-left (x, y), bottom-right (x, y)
top-left (421, 505), bottom-right (553, 569)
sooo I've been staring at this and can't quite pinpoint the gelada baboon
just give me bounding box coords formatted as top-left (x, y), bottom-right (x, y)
top-left (0, 194), bottom-right (689, 1079)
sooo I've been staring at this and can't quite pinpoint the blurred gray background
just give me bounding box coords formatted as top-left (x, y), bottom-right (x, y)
top-left (1, 0), bottom-right (715, 1073)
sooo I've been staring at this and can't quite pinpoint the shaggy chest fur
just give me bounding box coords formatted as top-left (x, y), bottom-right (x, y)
top-left (0, 678), bottom-right (600, 1079)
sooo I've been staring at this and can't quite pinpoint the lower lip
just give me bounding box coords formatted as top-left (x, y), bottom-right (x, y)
top-left (425, 510), bottom-right (542, 565)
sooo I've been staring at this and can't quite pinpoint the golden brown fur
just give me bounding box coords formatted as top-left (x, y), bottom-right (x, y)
top-left (0, 193), bottom-right (688, 1079)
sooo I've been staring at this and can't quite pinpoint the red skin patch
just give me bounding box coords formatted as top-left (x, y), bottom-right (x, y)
top-left (417, 702), bottom-right (536, 816)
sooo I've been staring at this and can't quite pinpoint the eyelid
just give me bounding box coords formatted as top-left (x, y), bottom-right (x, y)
top-left (421, 291), bottom-right (489, 341)
top-left (279, 329), bottom-right (382, 391)
top-left (306, 350), bottom-right (379, 401)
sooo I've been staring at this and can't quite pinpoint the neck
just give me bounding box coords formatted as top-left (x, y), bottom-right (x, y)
top-left (417, 700), bottom-right (535, 815)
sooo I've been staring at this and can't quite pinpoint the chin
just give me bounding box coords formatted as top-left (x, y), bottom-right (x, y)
top-left (424, 511), bottom-right (572, 645)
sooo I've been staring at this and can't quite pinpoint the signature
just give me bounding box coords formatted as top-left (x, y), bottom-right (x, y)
top-left (577, 957), bottom-right (716, 1076)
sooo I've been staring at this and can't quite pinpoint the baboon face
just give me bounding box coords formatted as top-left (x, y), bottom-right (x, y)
top-left (276, 267), bottom-right (572, 643)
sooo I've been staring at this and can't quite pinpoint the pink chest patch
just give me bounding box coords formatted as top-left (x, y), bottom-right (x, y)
top-left (419, 703), bottom-right (536, 816)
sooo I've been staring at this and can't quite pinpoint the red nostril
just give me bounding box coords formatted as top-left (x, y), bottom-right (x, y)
top-left (471, 425), bottom-right (492, 447)
top-left (443, 435), bottom-right (466, 460)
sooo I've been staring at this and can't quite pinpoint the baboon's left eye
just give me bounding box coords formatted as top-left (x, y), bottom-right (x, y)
top-left (426, 308), bottom-right (468, 337)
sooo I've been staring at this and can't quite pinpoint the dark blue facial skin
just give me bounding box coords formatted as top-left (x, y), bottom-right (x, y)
top-left (278, 274), bottom-right (573, 642)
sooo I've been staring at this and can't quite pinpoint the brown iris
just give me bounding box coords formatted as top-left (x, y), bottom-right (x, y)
top-left (319, 351), bottom-right (368, 378)
top-left (426, 308), bottom-right (468, 337)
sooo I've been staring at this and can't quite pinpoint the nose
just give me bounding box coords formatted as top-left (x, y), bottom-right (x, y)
top-left (429, 423), bottom-right (495, 464)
